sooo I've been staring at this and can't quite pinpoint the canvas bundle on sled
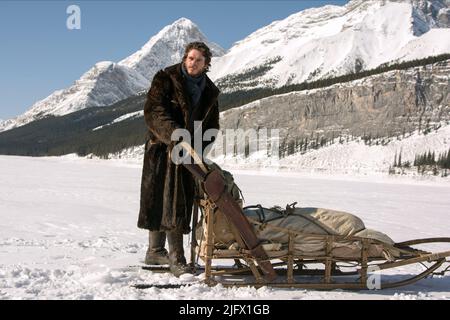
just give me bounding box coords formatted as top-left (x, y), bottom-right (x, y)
top-left (195, 165), bottom-right (401, 261)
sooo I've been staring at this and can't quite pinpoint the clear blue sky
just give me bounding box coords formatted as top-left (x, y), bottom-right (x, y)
top-left (0, 0), bottom-right (348, 120)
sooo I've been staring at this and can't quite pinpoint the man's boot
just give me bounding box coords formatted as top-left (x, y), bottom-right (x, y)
top-left (167, 229), bottom-right (192, 277)
top-left (145, 231), bottom-right (170, 265)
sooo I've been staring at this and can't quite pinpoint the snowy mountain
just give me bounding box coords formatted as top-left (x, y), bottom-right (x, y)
top-left (218, 58), bottom-right (450, 140)
top-left (212, 58), bottom-right (450, 172)
top-left (1, 55), bottom-right (447, 172)
top-left (209, 0), bottom-right (450, 92)
top-left (100, 58), bottom-right (450, 176)
top-left (3, 1), bottom-right (449, 132)
top-left (0, 62), bottom-right (149, 132)
top-left (119, 17), bottom-right (225, 81)
top-left (0, 18), bottom-right (225, 132)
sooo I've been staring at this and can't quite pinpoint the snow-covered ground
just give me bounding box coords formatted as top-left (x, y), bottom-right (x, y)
top-left (0, 155), bottom-right (449, 300)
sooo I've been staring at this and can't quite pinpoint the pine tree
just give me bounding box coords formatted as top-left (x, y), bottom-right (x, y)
top-left (443, 149), bottom-right (448, 168)
top-left (288, 140), bottom-right (295, 155)
top-left (446, 149), bottom-right (450, 169)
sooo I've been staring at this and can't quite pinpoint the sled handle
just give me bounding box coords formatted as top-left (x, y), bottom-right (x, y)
top-left (178, 141), bottom-right (209, 174)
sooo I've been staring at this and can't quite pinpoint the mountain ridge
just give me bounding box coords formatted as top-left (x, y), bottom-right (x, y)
top-left (0, 18), bottom-right (224, 132)
top-left (209, 0), bottom-right (450, 92)
top-left (1, 56), bottom-right (448, 165)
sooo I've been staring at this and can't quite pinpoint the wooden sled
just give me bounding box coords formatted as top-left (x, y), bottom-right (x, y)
top-left (196, 196), bottom-right (450, 290)
top-left (167, 142), bottom-right (450, 290)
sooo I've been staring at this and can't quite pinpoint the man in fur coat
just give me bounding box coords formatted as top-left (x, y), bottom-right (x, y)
top-left (137, 42), bottom-right (220, 276)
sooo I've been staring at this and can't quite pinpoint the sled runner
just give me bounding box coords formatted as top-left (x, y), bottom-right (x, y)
top-left (142, 142), bottom-right (450, 290)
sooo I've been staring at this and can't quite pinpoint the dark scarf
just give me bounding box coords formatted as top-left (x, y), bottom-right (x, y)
top-left (181, 63), bottom-right (206, 108)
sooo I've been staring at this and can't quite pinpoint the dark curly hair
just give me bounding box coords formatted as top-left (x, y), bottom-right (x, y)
top-left (182, 41), bottom-right (212, 72)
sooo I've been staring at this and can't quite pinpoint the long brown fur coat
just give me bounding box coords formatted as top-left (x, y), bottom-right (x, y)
top-left (137, 63), bottom-right (220, 233)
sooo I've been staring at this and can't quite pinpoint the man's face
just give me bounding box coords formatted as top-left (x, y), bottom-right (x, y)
top-left (184, 49), bottom-right (206, 77)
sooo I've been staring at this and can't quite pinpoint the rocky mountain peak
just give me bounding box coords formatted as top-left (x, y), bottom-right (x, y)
top-left (119, 17), bottom-right (225, 80)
